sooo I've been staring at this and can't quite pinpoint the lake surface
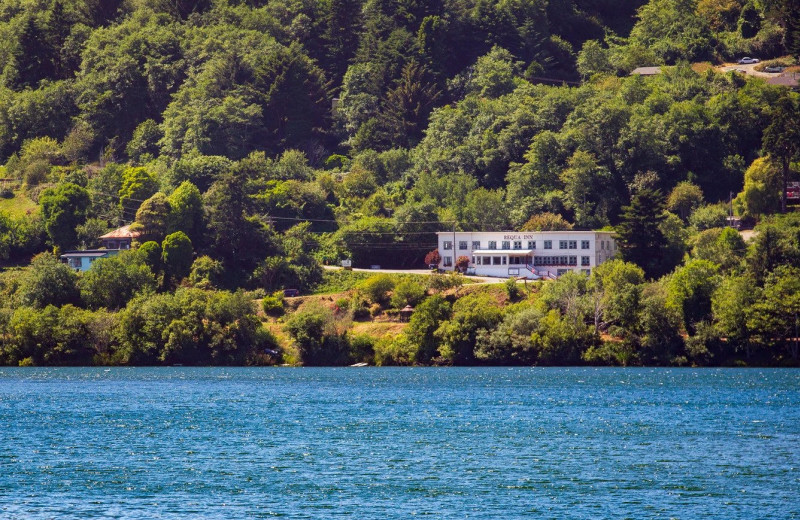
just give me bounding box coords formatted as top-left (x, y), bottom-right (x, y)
top-left (0, 367), bottom-right (798, 519)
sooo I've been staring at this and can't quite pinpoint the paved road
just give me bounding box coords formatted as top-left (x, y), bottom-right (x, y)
top-left (323, 265), bottom-right (504, 283)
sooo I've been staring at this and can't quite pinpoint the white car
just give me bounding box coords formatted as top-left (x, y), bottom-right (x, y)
top-left (737, 57), bottom-right (760, 64)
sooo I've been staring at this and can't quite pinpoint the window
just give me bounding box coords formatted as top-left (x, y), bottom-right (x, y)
top-left (544, 240), bottom-right (552, 249)
top-left (492, 256), bottom-right (501, 265)
top-left (581, 256), bottom-right (590, 266)
top-left (443, 241), bottom-right (453, 250)
top-left (459, 241), bottom-right (468, 250)
top-left (581, 240), bottom-right (590, 249)
top-left (582, 269), bottom-right (591, 275)
top-left (513, 241), bottom-right (522, 250)
top-left (473, 256), bottom-right (478, 265)
top-left (502, 256), bottom-right (507, 265)
top-left (488, 241), bottom-right (497, 250)
top-left (528, 240), bottom-right (536, 249)
top-left (482, 256), bottom-right (490, 265)
top-left (502, 240), bottom-right (511, 250)
top-left (601, 241), bottom-right (605, 250)
top-left (443, 256), bottom-right (452, 267)
top-left (557, 269), bottom-right (569, 276)
top-left (569, 256), bottom-right (577, 266)
top-left (472, 241), bottom-right (481, 250)
top-left (559, 240), bottom-right (567, 249)
top-left (568, 240), bottom-right (577, 249)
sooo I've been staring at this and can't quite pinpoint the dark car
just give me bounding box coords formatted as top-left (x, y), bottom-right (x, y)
top-left (283, 288), bottom-right (300, 297)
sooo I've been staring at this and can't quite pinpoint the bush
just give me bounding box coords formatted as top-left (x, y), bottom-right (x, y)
top-left (373, 334), bottom-right (416, 366)
top-left (261, 292), bottom-right (285, 316)
top-left (357, 274), bottom-right (395, 305)
top-left (426, 272), bottom-right (465, 292)
top-left (390, 280), bottom-right (426, 308)
top-left (117, 289), bottom-right (276, 365)
top-left (348, 334), bottom-right (375, 364)
top-left (424, 249), bottom-right (441, 267)
top-left (189, 256), bottom-right (224, 289)
top-left (284, 303), bottom-right (350, 365)
top-left (505, 277), bottom-right (521, 301)
top-left (689, 203), bottom-right (728, 231)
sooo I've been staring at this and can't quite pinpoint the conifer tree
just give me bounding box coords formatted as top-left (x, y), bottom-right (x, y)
top-left (615, 188), bottom-right (668, 279)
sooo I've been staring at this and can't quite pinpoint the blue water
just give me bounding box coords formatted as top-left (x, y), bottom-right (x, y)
top-left (0, 368), bottom-right (798, 519)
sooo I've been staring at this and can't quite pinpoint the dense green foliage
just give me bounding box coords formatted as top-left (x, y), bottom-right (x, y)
top-left (0, 0), bottom-right (798, 366)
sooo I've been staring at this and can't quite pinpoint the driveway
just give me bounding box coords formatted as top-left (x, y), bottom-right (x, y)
top-left (717, 62), bottom-right (781, 78)
top-left (323, 265), bottom-right (502, 283)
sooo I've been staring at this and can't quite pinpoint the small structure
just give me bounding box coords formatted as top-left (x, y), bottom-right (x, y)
top-left (766, 72), bottom-right (800, 90)
top-left (99, 225), bottom-right (140, 250)
top-left (61, 224), bottom-right (139, 271)
top-left (630, 66), bottom-right (662, 76)
top-left (399, 305), bottom-right (414, 322)
top-left (60, 250), bottom-right (120, 272)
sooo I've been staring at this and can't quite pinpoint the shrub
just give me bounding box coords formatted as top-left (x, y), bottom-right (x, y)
top-left (424, 249), bottom-right (441, 267)
top-left (348, 334), bottom-right (375, 364)
top-left (357, 274), bottom-right (395, 305)
top-left (505, 277), bottom-right (521, 301)
top-left (426, 272), bottom-right (464, 292)
top-left (262, 292), bottom-right (285, 316)
top-left (373, 334), bottom-right (416, 366)
top-left (189, 256), bottom-right (224, 289)
top-left (284, 303), bottom-right (350, 365)
top-left (390, 280), bottom-right (426, 308)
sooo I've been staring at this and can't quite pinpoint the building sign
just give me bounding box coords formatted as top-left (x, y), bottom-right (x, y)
top-left (503, 234), bottom-right (539, 240)
top-left (341, 259), bottom-right (352, 267)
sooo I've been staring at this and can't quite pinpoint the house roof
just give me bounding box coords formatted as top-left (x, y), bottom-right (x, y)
top-left (630, 66), bottom-right (662, 76)
top-left (60, 250), bottom-right (114, 259)
top-left (766, 73), bottom-right (800, 88)
top-left (99, 225), bottom-right (140, 240)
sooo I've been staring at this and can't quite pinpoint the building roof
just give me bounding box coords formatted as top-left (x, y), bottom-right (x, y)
top-left (438, 230), bottom-right (614, 236)
top-left (630, 66), bottom-right (662, 76)
top-left (99, 225), bottom-right (140, 240)
top-left (60, 250), bottom-right (114, 259)
top-left (766, 73), bottom-right (800, 88)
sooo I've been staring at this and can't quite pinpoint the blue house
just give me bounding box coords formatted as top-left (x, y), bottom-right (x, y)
top-left (60, 249), bottom-right (120, 272)
top-left (60, 225), bottom-right (141, 271)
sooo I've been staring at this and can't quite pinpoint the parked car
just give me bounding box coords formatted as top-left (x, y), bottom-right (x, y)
top-left (283, 288), bottom-right (300, 297)
top-left (764, 66), bottom-right (785, 73)
top-left (737, 57), bottom-right (760, 64)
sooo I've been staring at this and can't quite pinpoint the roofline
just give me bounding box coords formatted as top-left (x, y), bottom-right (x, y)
top-left (436, 230), bottom-right (616, 235)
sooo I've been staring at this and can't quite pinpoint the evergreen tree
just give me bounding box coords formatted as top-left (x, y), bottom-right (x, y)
top-left (762, 92), bottom-right (800, 214)
top-left (324, 0), bottom-right (363, 84)
top-left (380, 61), bottom-right (441, 148)
top-left (15, 15), bottom-right (55, 89)
top-left (615, 189), bottom-right (669, 279)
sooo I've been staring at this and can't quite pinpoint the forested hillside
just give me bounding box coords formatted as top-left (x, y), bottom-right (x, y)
top-left (0, 0), bottom-right (799, 367)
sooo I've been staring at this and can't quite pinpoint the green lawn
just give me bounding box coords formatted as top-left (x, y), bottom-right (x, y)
top-left (0, 192), bottom-right (38, 217)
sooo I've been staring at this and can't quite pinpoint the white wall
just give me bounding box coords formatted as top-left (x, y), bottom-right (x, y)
top-left (437, 231), bottom-right (617, 278)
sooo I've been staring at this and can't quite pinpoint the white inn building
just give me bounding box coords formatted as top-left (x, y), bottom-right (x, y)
top-left (436, 230), bottom-right (618, 279)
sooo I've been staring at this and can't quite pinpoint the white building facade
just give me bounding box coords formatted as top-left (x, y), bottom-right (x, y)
top-left (436, 230), bottom-right (618, 279)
